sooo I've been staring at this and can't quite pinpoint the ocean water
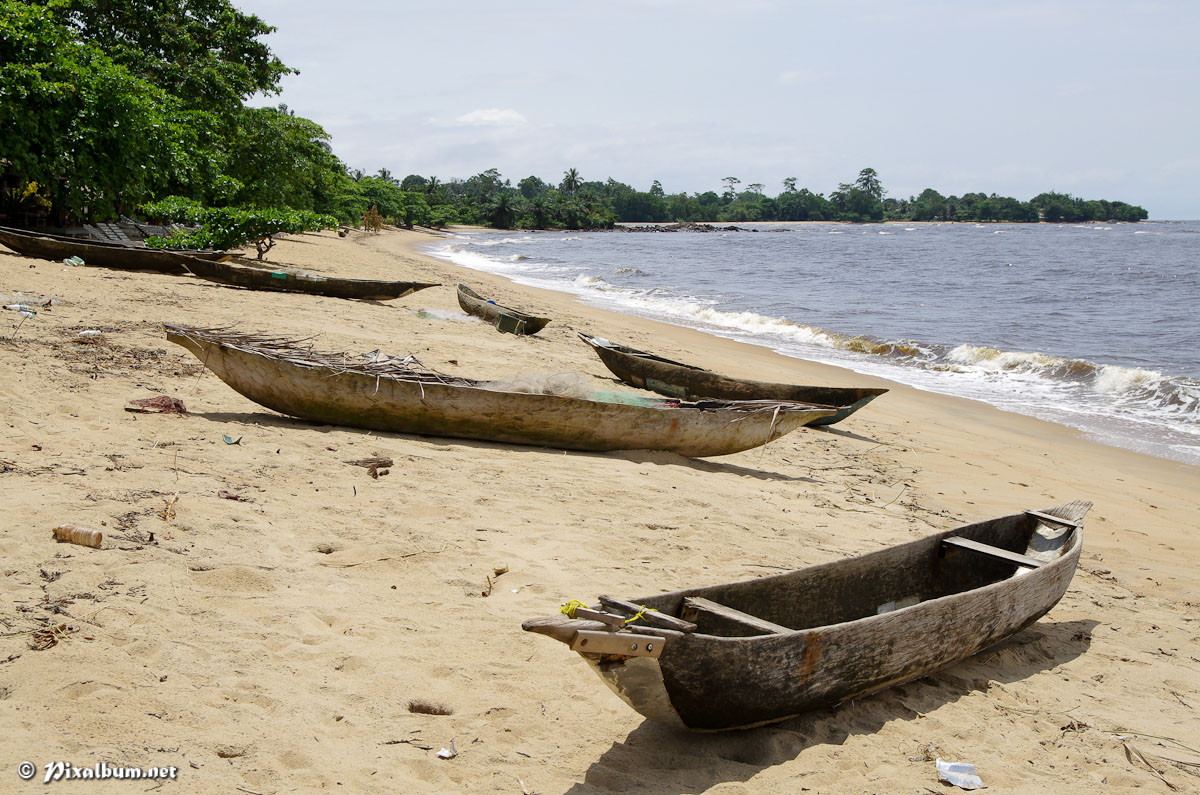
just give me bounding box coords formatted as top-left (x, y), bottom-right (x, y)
top-left (421, 222), bottom-right (1200, 467)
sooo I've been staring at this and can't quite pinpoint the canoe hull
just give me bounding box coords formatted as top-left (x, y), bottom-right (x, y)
top-left (580, 333), bottom-right (886, 426)
top-left (526, 502), bottom-right (1088, 730)
top-left (165, 326), bottom-right (835, 457)
top-left (178, 257), bottom-right (439, 300)
top-left (457, 283), bottom-right (551, 334)
top-left (0, 225), bottom-right (232, 273)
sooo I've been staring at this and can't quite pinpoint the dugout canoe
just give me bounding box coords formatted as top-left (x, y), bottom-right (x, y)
top-left (0, 225), bottom-right (234, 273)
top-left (164, 325), bottom-right (836, 456)
top-left (523, 500), bottom-right (1090, 731)
top-left (579, 332), bottom-right (887, 426)
top-left (457, 283), bottom-right (552, 335)
top-left (177, 257), bottom-right (439, 301)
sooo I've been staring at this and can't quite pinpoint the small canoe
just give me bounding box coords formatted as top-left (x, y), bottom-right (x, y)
top-left (579, 333), bottom-right (887, 426)
top-left (457, 283), bottom-right (551, 335)
top-left (164, 325), bottom-right (836, 457)
top-left (0, 224), bottom-right (235, 273)
top-left (177, 256), bottom-right (439, 301)
top-left (524, 501), bottom-right (1089, 730)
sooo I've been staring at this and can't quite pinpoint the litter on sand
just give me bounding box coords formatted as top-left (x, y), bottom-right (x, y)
top-left (936, 758), bottom-right (984, 790)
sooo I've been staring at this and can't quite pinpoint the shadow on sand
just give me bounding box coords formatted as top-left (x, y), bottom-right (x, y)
top-left (563, 619), bottom-right (1097, 794)
top-left (183, 412), bottom-right (812, 480)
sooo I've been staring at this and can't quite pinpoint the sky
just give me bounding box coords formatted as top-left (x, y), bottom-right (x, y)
top-left (234, 0), bottom-right (1200, 219)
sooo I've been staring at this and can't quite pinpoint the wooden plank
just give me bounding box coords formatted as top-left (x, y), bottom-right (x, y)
top-left (570, 630), bottom-right (665, 658)
top-left (1025, 509), bottom-right (1081, 529)
top-left (571, 607), bottom-right (626, 629)
top-left (942, 536), bottom-right (1045, 569)
top-left (681, 596), bottom-right (790, 635)
top-left (598, 595), bottom-right (697, 632)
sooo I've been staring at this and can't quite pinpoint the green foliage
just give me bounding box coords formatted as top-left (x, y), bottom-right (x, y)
top-left (0, 1), bottom-right (198, 218)
top-left (33, 0), bottom-right (293, 118)
top-left (141, 197), bottom-right (336, 259)
top-left (222, 105), bottom-right (342, 211)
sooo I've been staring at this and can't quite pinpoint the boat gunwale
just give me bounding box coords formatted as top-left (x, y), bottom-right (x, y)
top-left (552, 505), bottom-right (1085, 644)
top-left (163, 323), bottom-right (833, 418)
top-left (579, 332), bottom-right (889, 399)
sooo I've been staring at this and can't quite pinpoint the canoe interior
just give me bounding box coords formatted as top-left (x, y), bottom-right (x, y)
top-left (525, 502), bottom-right (1088, 729)
top-left (578, 333), bottom-right (886, 425)
top-left (624, 507), bottom-right (1080, 635)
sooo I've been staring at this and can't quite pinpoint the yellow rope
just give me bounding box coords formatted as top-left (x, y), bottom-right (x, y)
top-left (560, 600), bottom-right (587, 618)
top-left (560, 600), bottom-right (658, 624)
top-left (624, 605), bottom-right (657, 624)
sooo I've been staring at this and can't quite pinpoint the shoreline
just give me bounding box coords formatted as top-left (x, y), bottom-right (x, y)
top-left (415, 225), bottom-right (1198, 468)
top-left (1, 227), bottom-right (1196, 792)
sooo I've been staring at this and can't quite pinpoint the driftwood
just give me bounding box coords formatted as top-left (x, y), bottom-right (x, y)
top-left (164, 324), bottom-right (835, 457)
top-left (524, 501), bottom-right (1090, 730)
top-left (578, 332), bottom-right (887, 426)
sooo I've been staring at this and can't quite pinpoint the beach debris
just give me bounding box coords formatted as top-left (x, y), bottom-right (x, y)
top-left (407, 700), bottom-right (453, 716)
top-left (158, 493), bottom-right (179, 522)
top-left (77, 329), bottom-right (102, 337)
top-left (494, 564), bottom-right (509, 576)
top-left (936, 758), bottom-right (984, 790)
top-left (1, 293), bottom-right (54, 308)
top-left (436, 740), bottom-right (457, 760)
top-left (1121, 741), bottom-right (1179, 791)
top-left (222, 434), bottom-right (243, 445)
top-left (30, 623), bottom-right (76, 650)
top-left (125, 395), bottom-right (188, 414)
top-left (63, 256), bottom-right (85, 266)
top-left (345, 456), bottom-right (392, 478)
top-left (381, 738), bottom-right (433, 750)
top-left (218, 489), bottom-right (251, 502)
top-left (51, 524), bottom-right (103, 548)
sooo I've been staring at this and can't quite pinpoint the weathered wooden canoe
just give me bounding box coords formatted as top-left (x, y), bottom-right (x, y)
top-left (579, 333), bottom-right (887, 426)
top-left (457, 283), bottom-right (552, 335)
top-left (524, 501), bottom-right (1090, 730)
top-left (164, 325), bottom-right (836, 456)
top-left (176, 256), bottom-right (439, 301)
top-left (0, 225), bottom-right (234, 273)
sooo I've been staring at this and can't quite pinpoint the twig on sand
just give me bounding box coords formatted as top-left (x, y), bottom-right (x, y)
top-left (381, 738), bottom-right (433, 750)
top-left (317, 545), bottom-right (446, 568)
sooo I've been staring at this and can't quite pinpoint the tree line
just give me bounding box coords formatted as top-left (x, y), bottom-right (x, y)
top-left (0, 1), bottom-right (1149, 235)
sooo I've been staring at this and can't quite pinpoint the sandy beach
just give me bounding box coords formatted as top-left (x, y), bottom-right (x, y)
top-left (1, 227), bottom-right (1197, 793)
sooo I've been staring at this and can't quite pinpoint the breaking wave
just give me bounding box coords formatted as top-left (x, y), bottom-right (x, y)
top-left (422, 228), bottom-right (1200, 465)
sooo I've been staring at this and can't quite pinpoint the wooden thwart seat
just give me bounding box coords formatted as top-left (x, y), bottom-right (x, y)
top-left (942, 536), bottom-right (1046, 569)
top-left (1025, 509), bottom-right (1081, 528)
top-left (681, 596), bottom-right (790, 636)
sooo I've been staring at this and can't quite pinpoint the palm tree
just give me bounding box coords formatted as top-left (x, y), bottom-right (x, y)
top-left (560, 168), bottom-right (582, 194)
top-left (486, 192), bottom-right (517, 229)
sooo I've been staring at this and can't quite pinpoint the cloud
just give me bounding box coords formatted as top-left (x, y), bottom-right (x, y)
top-left (452, 108), bottom-right (529, 127)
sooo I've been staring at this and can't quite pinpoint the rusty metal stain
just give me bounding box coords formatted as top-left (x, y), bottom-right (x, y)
top-left (797, 633), bottom-right (823, 685)
top-left (669, 417), bottom-right (680, 434)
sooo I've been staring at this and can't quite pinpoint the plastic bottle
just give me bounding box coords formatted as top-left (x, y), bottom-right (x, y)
top-left (52, 525), bottom-right (103, 548)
